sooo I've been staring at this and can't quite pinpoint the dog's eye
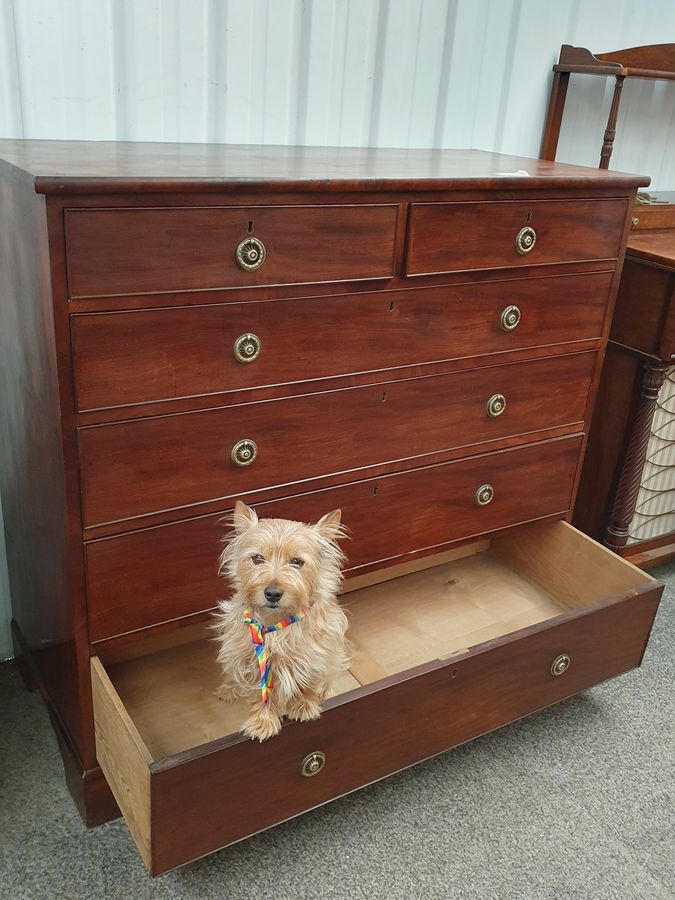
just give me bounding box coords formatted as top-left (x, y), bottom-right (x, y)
top-left (290, 557), bottom-right (304, 568)
top-left (251, 554), bottom-right (265, 565)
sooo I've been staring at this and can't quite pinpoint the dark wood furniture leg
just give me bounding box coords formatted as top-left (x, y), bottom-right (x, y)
top-left (605, 361), bottom-right (668, 551)
top-left (539, 71), bottom-right (570, 161)
top-left (599, 76), bottom-right (625, 169)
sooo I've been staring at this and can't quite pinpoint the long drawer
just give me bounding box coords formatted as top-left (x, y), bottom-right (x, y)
top-left (91, 520), bottom-right (661, 874)
top-left (71, 272), bottom-right (613, 411)
top-left (65, 204), bottom-right (398, 298)
top-left (78, 353), bottom-right (594, 527)
top-left (406, 199), bottom-right (627, 276)
top-left (85, 435), bottom-right (582, 640)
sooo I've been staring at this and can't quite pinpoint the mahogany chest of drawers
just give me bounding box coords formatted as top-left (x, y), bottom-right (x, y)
top-left (0, 141), bottom-right (661, 875)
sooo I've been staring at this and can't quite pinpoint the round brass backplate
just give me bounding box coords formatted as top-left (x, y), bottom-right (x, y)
top-left (235, 236), bottom-right (266, 272)
top-left (500, 305), bottom-right (521, 332)
top-left (233, 332), bottom-right (261, 364)
top-left (550, 653), bottom-right (571, 677)
top-left (486, 393), bottom-right (507, 418)
top-left (475, 483), bottom-right (494, 507)
top-left (515, 225), bottom-right (536, 255)
top-left (231, 439), bottom-right (258, 467)
top-left (300, 751), bottom-right (326, 778)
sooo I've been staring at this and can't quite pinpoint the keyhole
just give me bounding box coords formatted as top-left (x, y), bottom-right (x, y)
top-left (372, 485), bottom-right (378, 496)
top-left (526, 212), bottom-right (533, 223)
top-left (381, 391), bottom-right (387, 402)
top-left (248, 220), bottom-right (254, 234)
top-left (389, 300), bottom-right (395, 312)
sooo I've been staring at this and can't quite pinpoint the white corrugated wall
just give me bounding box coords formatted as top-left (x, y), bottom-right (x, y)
top-left (2, 0), bottom-right (675, 658)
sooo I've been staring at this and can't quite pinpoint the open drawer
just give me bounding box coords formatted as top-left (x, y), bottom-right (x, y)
top-left (91, 521), bottom-right (662, 875)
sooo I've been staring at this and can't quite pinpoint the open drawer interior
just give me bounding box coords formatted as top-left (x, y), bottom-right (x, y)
top-left (95, 521), bottom-right (654, 761)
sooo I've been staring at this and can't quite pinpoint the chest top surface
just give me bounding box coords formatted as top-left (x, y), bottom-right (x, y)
top-left (0, 139), bottom-right (649, 194)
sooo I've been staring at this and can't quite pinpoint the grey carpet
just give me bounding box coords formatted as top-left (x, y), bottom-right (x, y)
top-left (1, 564), bottom-right (674, 900)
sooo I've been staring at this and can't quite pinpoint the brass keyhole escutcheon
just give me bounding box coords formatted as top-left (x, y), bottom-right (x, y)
top-left (235, 236), bottom-right (266, 272)
top-left (515, 225), bottom-right (536, 255)
top-left (550, 654), bottom-right (571, 677)
top-left (231, 439), bottom-right (258, 467)
top-left (486, 393), bottom-right (506, 418)
top-left (300, 751), bottom-right (326, 777)
top-left (233, 333), bottom-right (261, 364)
top-left (475, 483), bottom-right (494, 507)
top-left (500, 305), bottom-right (521, 332)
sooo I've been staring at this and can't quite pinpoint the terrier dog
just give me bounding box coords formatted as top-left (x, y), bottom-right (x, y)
top-left (214, 501), bottom-right (350, 741)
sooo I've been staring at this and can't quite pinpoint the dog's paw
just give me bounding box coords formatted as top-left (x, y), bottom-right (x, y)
top-left (286, 696), bottom-right (322, 722)
top-left (242, 707), bottom-right (282, 742)
top-left (214, 683), bottom-right (239, 704)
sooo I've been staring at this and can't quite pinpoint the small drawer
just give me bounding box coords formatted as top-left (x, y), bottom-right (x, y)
top-left (78, 353), bottom-right (594, 528)
top-left (71, 271), bottom-right (612, 411)
top-left (405, 199), bottom-right (627, 276)
top-left (65, 204), bottom-right (398, 298)
top-left (91, 520), bottom-right (661, 874)
top-left (85, 435), bottom-right (582, 639)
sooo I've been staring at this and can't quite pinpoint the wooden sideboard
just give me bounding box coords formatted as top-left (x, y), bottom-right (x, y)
top-left (575, 200), bottom-right (675, 565)
top-left (0, 141), bottom-right (661, 875)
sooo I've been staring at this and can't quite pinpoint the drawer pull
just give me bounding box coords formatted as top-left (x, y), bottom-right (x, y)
top-left (486, 393), bottom-right (506, 417)
top-left (500, 305), bottom-right (521, 332)
top-left (550, 653), bottom-right (571, 677)
top-left (515, 225), bottom-right (536, 255)
top-left (300, 751), bottom-right (326, 777)
top-left (233, 333), bottom-right (261, 364)
top-left (475, 483), bottom-right (494, 506)
top-left (235, 236), bottom-right (266, 272)
top-left (231, 439), bottom-right (258, 467)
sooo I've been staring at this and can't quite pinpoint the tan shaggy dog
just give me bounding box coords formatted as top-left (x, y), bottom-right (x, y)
top-left (214, 501), bottom-right (350, 741)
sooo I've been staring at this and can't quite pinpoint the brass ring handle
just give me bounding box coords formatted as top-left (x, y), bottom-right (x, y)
top-left (515, 225), bottom-right (536, 255)
top-left (235, 237), bottom-right (266, 272)
top-left (233, 333), bottom-right (261, 364)
top-left (475, 484), bottom-right (494, 507)
top-left (486, 393), bottom-right (506, 418)
top-left (300, 751), bottom-right (326, 777)
top-left (500, 305), bottom-right (521, 332)
top-left (550, 653), bottom-right (570, 677)
top-left (231, 439), bottom-right (258, 467)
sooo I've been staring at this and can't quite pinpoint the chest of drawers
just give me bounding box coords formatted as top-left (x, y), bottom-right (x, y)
top-left (0, 141), bottom-right (661, 875)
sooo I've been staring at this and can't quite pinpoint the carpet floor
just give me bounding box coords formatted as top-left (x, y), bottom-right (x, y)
top-left (1, 562), bottom-right (674, 900)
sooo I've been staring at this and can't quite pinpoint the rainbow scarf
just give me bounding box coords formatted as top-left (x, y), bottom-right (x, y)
top-left (243, 611), bottom-right (305, 705)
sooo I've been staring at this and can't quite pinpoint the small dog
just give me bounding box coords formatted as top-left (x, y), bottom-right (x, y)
top-left (214, 501), bottom-right (350, 741)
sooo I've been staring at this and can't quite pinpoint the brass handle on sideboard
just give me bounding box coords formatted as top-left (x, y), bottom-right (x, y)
top-left (231, 439), bottom-right (258, 467)
top-left (515, 225), bottom-right (536, 255)
top-left (300, 751), bottom-right (326, 777)
top-left (475, 484), bottom-right (494, 507)
top-left (550, 653), bottom-right (571, 677)
top-left (233, 333), bottom-right (261, 364)
top-left (235, 236), bottom-right (266, 272)
top-left (486, 393), bottom-right (506, 418)
top-left (500, 305), bottom-right (521, 332)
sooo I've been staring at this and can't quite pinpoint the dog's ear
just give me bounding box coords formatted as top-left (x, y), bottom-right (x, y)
top-left (313, 509), bottom-right (344, 542)
top-left (232, 501), bottom-right (258, 535)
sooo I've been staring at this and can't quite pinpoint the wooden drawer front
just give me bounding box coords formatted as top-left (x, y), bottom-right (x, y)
top-left (72, 272), bottom-right (612, 411)
top-left (91, 521), bottom-right (660, 874)
top-left (406, 199), bottom-right (627, 276)
top-left (86, 435), bottom-right (581, 640)
top-left (79, 353), bottom-right (593, 527)
top-left (65, 205), bottom-right (398, 298)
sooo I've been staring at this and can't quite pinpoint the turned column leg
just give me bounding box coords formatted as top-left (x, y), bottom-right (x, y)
top-left (605, 362), bottom-right (668, 552)
top-left (599, 75), bottom-right (625, 169)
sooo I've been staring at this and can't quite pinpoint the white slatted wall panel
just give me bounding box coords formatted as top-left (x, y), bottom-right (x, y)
top-left (2, 0), bottom-right (675, 657)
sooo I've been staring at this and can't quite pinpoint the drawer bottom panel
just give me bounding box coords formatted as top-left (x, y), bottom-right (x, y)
top-left (92, 521), bottom-right (662, 875)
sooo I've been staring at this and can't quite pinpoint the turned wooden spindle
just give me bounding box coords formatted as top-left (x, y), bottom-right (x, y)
top-left (605, 362), bottom-right (668, 552)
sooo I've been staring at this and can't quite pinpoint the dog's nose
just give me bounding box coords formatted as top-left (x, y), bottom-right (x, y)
top-left (264, 586), bottom-right (284, 604)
